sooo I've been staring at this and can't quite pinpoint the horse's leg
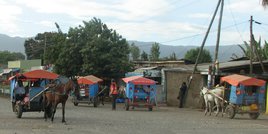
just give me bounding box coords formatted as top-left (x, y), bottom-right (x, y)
top-left (215, 98), bottom-right (219, 117)
top-left (208, 101), bottom-right (212, 116)
top-left (51, 102), bottom-right (58, 122)
top-left (204, 96), bottom-right (208, 116)
top-left (221, 101), bottom-right (224, 117)
top-left (62, 102), bottom-right (66, 123)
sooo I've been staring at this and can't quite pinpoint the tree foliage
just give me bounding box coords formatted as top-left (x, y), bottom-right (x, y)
top-left (184, 47), bottom-right (212, 63)
top-left (238, 37), bottom-right (268, 61)
top-left (150, 42), bottom-right (160, 61)
top-left (141, 51), bottom-right (149, 61)
top-left (24, 18), bottom-right (133, 78)
top-left (129, 43), bottom-right (140, 60)
top-left (0, 51), bottom-right (25, 65)
top-left (24, 32), bottom-right (65, 63)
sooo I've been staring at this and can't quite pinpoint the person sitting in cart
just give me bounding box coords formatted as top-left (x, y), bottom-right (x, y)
top-left (14, 80), bottom-right (25, 101)
top-left (109, 79), bottom-right (118, 110)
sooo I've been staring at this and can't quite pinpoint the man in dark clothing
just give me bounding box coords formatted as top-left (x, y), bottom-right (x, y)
top-left (177, 82), bottom-right (187, 108)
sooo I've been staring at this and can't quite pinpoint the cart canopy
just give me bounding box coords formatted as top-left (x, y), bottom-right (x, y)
top-left (122, 76), bottom-right (156, 85)
top-left (9, 69), bottom-right (59, 80)
top-left (220, 74), bottom-right (265, 87)
top-left (77, 75), bottom-right (103, 85)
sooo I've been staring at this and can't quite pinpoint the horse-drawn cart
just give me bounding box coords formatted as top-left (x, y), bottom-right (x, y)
top-left (122, 76), bottom-right (157, 111)
top-left (9, 70), bottom-right (59, 118)
top-left (221, 74), bottom-right (266, 119)
top-left (72, 75), bottom-right (103, 107)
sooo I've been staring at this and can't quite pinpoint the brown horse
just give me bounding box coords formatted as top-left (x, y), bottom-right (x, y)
top-left (43, 77), bottom-right (78, 123)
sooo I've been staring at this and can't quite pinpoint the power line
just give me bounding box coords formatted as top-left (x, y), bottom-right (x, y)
top-left (227, 0), bottom-right (244, 42)
top-left (160, 20), bottom-right (248, 44)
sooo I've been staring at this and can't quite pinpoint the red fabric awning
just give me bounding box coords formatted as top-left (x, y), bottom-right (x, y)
top-left (220, 74), bottom-right (266, 87)
top-left (22, 70), bottom-right (59, 80)
top-left (77, 75), bottom-right (103, 85)
top-left (122, 76), bottom-right (156, 85)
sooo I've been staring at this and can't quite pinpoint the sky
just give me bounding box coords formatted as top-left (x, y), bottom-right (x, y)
top-left (0, 0), bottom-right (268, 46)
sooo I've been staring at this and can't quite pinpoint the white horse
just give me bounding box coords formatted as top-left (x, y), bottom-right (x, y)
top-left (200, 86), bottom-right (225, 117)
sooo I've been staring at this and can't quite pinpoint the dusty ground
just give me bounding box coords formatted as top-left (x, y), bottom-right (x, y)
top-left (1, 96), bottom-right (268, 134)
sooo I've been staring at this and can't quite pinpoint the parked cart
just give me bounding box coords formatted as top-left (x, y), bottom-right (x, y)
top-left (221, 74), bottom-right (266, 119)
top-left (72, 75), bottom-right (103, 107)
top-left (9, 70), bottom-right (59, 118)
top-left (122, 76), bottom-right (157, 111)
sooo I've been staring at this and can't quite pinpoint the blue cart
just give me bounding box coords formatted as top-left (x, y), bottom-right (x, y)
top-left (72, 75), bottom-right (102, 107)
top-left (9, 70), bottom-right (59, 118)
top-left (221, 74), bottom-right (266, 119)
top-left (122, 76), bottom-right (157, 111)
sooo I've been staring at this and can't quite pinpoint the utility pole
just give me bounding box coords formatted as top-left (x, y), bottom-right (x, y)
top-left (185, 0), bottom-right (222, 104)
top-left (249, 16), bottom-right (253, 75)
top-left (212, 0), bottom-right (224, 87)
top-left (249, 16), bottom-right (266, 74)
top-left (44, 34), bottom-right (47, 65)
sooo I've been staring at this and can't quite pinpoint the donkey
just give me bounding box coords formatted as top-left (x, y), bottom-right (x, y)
top-left (200, 86), bottom-right (225, 117)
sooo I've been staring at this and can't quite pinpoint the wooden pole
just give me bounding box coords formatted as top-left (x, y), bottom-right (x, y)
top-left (212, 0), bottom-right (224, 86)
top-left (185, 0), bottom-right (222, 106)
top-left (249, 16), bottom-right (253, 74)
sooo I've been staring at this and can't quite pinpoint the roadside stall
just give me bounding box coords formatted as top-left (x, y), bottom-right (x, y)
top-left (72, 75), bottom-right (103, 107)
top-left (122, 76), bottom-right (157, 111)
top-left (221, 74), bottom-right (266, 119)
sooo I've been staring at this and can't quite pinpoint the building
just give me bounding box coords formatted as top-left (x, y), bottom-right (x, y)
top-left (8, 59), bottom-right (42, 72)
top-left (162, 60), bottom-right (268, 109)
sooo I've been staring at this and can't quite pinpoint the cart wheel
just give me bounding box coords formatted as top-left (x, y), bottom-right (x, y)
top-left (93, 97), bottom-right (98, 107)
top-left (148, 107), bottom-right (153, 111)
top-left (225, 105), bottom-right (235, 119)
top-left (12, 102), bottom-right (16, 112)
top-left (249, 113), bottom-right (259, 120)
top-left (15, 103), bottom-right (23, 118)
top-left (125, 99), bottom-right (129, 111)
top-left (73, 97), bottom-right (79, 106)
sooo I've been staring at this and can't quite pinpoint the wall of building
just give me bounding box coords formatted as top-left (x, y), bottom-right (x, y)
top-left (8, 61), bottom-right (20, 69)
top-left (165, 70), bottom-right (205, 108)
top-left (8, 59), bottom-right (41, 71)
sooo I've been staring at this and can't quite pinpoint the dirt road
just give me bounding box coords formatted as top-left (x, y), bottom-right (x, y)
top-left (1, 96), bottom-right (268, 134)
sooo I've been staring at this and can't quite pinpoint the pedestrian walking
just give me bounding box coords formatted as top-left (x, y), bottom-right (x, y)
top-left (177, 82), bottom-right (187, 108)
top-left (109, 79), bottom-right (118, 110)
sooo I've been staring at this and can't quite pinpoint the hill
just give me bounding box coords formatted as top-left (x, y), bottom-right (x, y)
top-left (128, 41), bottom-right (243, 62)
top-left (0, 34), bottom-right (243, 62)
top-left (0, 34), bottom-right (26, 54)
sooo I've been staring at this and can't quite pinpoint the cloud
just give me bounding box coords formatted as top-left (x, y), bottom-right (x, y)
top-left (16, 0), bottom-right (174, 21)
top-left (107, 21), bottom-right (206, 42)
top-left (39, 21), bottom-right (55, 28)
top-left (227, 0), bottom-right (263, 13)
top-left (188, 13), bottom-right (212, 19)
top-left (0, 0), bottom-right (22, 36)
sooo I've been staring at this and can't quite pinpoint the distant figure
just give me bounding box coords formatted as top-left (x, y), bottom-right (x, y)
top-left (177, 82), bottom-right (187, 108)
top-left (109, 79), bottom-right (118, 110)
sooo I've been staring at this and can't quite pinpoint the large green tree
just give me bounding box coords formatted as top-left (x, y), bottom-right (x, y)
top-left (129, 43), bottom-right (140, 60)
top-left (54, 18), bottom-right (132, 77)
top-left (0, 51), bottom-right (25, 65)
top-left (150, 42), bottom-right (160, 61)
top-left (184, 47), bottom-right (212, 63)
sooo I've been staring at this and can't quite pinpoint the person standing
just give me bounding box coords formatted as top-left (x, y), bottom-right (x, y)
top-left (177, 82), bottom-right (187, 108)
top-left (109, 79), bottom-right (118, 110)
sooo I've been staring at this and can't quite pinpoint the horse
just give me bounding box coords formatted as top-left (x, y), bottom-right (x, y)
top-left (200, 86), bottom-right (225, 117)
top-left (43, 77), bottom-right (78, 123)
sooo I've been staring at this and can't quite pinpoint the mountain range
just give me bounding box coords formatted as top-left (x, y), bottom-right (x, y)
top-left (0, 34), bottom-right (243, 62)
